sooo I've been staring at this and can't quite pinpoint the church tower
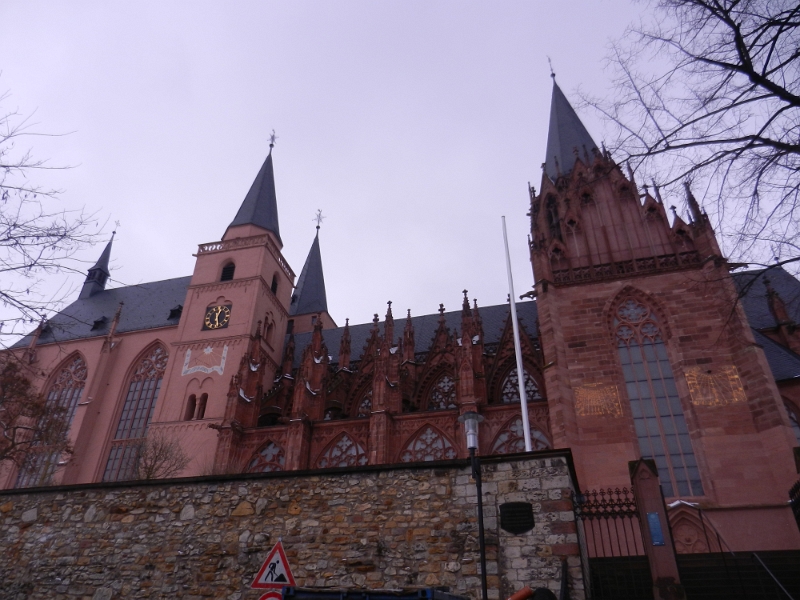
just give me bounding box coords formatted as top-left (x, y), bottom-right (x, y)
top-left (151, 141), bottom-right (298, 474)
top-left (530, 80), bottom-right (798, 526)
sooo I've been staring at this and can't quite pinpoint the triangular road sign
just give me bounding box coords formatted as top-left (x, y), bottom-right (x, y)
top-left (251, 541), bottom-right (296, 589)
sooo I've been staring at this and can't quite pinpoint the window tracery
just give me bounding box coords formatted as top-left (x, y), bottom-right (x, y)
top-left (614, 297), bottom-right (703, 497)
top-left (103, 345), bottom-right (169, 482)
top-left (427, 373), bottom-right (456, 410)
top-left (317, 434), bottom-right (367, 468)
top-left (14, 355), bottom-right (87, 488)
top-left (247, 442), bottom-right (285, 472)
top-left (500, 367), bottom-right (542, 403)
top-left (356, 388), bottom-right (372, 418)
top-left (490, 416), bottom-right (550, 455)
top-left (400, 426), bottom-right (457, 463)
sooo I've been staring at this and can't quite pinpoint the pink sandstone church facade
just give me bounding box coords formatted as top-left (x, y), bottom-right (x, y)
top-left (3, 82), bottom-right (800, 554)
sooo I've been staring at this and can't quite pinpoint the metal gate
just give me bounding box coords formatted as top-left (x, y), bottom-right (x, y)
top-left (573, 487), bottom-right (652, 600)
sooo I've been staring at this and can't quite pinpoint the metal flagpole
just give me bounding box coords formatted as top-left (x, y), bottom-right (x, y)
top-left (501, 216), bottom-right (532, 452)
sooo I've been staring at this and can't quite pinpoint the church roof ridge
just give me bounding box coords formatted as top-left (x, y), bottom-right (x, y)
top-left (228, 147), bottom-right (282, 243)
top-left (544, 80), bottom-right (599, 181)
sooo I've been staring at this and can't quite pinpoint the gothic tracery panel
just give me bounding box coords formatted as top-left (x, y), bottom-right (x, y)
top-left (490, 416), bottom-right (550, 455)
top-left (356, 388), bottom-right (372, 418)
top-left (247, 442), bottom-right (285, 473)
top-left (500, 367), bottom-right (542, 404)
top-left (400, 426), bottom-right (457, 463)
top-left (428, 373), bottom-right (456, 411)
top-left (317, 433), bottom-right (368, 468)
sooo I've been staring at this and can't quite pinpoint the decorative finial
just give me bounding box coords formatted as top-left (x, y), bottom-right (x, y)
top-left (313, 209), bottom-right (325, 230)
top-left (547, 56), bottom-right (556, 79)
top-left (345, 318), bottom-right (349, 326)
top-left (438, 304), bottom-right (445, 316)
top-left (269, 129), bottom-right (278, 149)
top-left (373, 313), bottom-right (379, 325)
top-left (407, 309), bottom-right (411, 318)
top-left (111, 220), bottom-right (120, 241)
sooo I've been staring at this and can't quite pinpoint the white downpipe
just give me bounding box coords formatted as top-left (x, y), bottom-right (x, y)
top-left (501, 216), bottom-right (532, 452)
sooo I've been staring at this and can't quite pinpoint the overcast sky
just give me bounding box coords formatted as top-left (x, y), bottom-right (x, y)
top-left (1, 1), bottom-right (644, 335)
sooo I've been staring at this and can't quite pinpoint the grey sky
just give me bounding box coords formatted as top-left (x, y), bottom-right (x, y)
top-left (0, 1), bottom-right (641, 334)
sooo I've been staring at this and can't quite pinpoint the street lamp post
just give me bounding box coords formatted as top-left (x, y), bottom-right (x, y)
top-left (459, 411), bottom-right (488, 600)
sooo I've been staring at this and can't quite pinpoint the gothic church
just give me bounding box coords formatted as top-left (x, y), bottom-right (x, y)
top-left (4, 81), bottom-right (800, 553)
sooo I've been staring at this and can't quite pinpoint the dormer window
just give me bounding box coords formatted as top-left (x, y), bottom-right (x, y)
top-left (91, 316), bottom-right (108, 331)
top-left (168, 305), bottom-right (183, 320)
top-left (220, 263), bottom-right (235, 282)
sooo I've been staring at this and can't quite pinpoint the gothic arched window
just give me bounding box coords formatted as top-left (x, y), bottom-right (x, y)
top-left (490, 416), bottom-right (550, 455)
top-left (500, 367), bottom-right (542, 404)
top-left (247, 442), bottom-right (285, 473)
top-left (400, 426), bottom-right (457, 463)
top-left (15, 355), bottom-right (87, 488)
top-left (615, 298), bottom-right (703, 497)
top-left (356, 388), bottom-right (372, 418)
top-left (103, 345), bottom-right (169, 482)
top-left (428, 373), bottom-right (456, 410)
top-left (317, 434), bottom-right (367, 468)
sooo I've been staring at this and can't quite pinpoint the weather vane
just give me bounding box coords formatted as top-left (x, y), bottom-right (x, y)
top-left (547, 56), bottom-right (556, 79)
top-left (313, 209), bottom-right (325, 230)
top-left (269, 129), bottom-right (278, 149)
top-left (111, 220), bottom-right (121, 239)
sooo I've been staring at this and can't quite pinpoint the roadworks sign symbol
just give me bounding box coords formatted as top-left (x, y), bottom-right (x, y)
top-left (252, 541), bottom-right (296, 589)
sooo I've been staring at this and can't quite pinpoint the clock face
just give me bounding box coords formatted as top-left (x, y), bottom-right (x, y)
top-left (203, 304), bottom-right (232, 330)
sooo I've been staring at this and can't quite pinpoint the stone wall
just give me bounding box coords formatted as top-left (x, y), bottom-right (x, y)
top-left (0, 451), bottom-right (583, 600)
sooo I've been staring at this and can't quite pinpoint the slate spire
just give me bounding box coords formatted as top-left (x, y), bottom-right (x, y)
top-left (289, 228), bottom-right (328, 317)
top-left (544, 80), bottom-right (599, 181)
top-left (79, 232), bottom-right (114, 299)
top-left (228, 139), bottom-right (281, 244)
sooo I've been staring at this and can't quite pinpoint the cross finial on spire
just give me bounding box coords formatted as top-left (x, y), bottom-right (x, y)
top-left (438, 304), bottom-right (445, 316)
top-left (269, 129), bottom-right (278, 149)
top-left (547, 56), bottom-right (556, 79)
top-left (314, 209), bottom-right (325, 230)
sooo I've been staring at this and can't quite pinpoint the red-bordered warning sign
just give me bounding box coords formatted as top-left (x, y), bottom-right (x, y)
top-left (251, 541), bottom-right (296, 589)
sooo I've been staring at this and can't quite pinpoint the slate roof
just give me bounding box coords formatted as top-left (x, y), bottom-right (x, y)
top-left (289, 231), bottom-right (328, 316)
top-left (732, 267), bottom-right (800, 330)
top-left (228, 150), bottom-right (281, 244)
top-left (288, 301), bottom-right (539, 369)
top-left (752, 329), bottom-right (800, 382)
top-left (544, 81), bottom-right (599, 181)
top-left (14, 276), bottom-right (192, 348)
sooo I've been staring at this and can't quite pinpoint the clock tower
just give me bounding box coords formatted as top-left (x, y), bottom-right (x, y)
top-left (150, 142), bottom-right (296, 474)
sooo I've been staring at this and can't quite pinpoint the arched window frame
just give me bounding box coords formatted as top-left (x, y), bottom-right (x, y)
top-left (398, 425), bottom-right (457, 463)
top-left (351, 386), bottom-right (372, 419)
top-left (15, 354), bottom-right (87, 488)
top-left (247, 441), bottom-right (285, 473)
top-left (220, 262), bottom-right (235, 282)
top-left (611, 294), bottom-right (704, 497)
top-left (102, 343), bottom-right (169, 482)
top-left (316, 433), bottom-right (368, 468)
top-left (426, 371), bottom-right (457, 411)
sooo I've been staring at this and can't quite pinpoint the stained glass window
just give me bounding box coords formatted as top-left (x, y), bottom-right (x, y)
top-left (103, 345), bottom-right (168, 482)
top-left (317, 434), bottom-right (367, 468)
top-left (500, 368), bottom-right (542, 403)
top-left (247, 442), bottom-right (285, 472)
top-left (428, 374), bottom-right (456, 410)
top-left (490, 417), bottom-right (550, 455)
top-left (15, 355), bottom-right (87, 488)
top-left (400, 426), bottom-right (457, 462)
top-left (615, 298), bottom-right (704, 497)
top-left (356, 389), bottom-right (372, 418)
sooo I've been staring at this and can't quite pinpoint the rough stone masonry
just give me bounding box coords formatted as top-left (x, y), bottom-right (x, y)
top-left (0, 451), bottom-right (584, 600)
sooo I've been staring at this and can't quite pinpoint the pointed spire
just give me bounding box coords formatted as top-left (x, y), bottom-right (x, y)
top-left (384, 301), bottom-right (394, 344)
top-left (79, 231), bottom-right (115, 299)
top-left (544, 81), bottom-right (599, 181)
top-left (228, 139), bottom-right (281, 244)
top-left (339, 318), bottom-right (351, 369)
top-left (403, 309), bottom-right (415, 363)
top-left (289, 229), bottom-right (328, 316)
top-left (684, 181), bottom-right (704, 224)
